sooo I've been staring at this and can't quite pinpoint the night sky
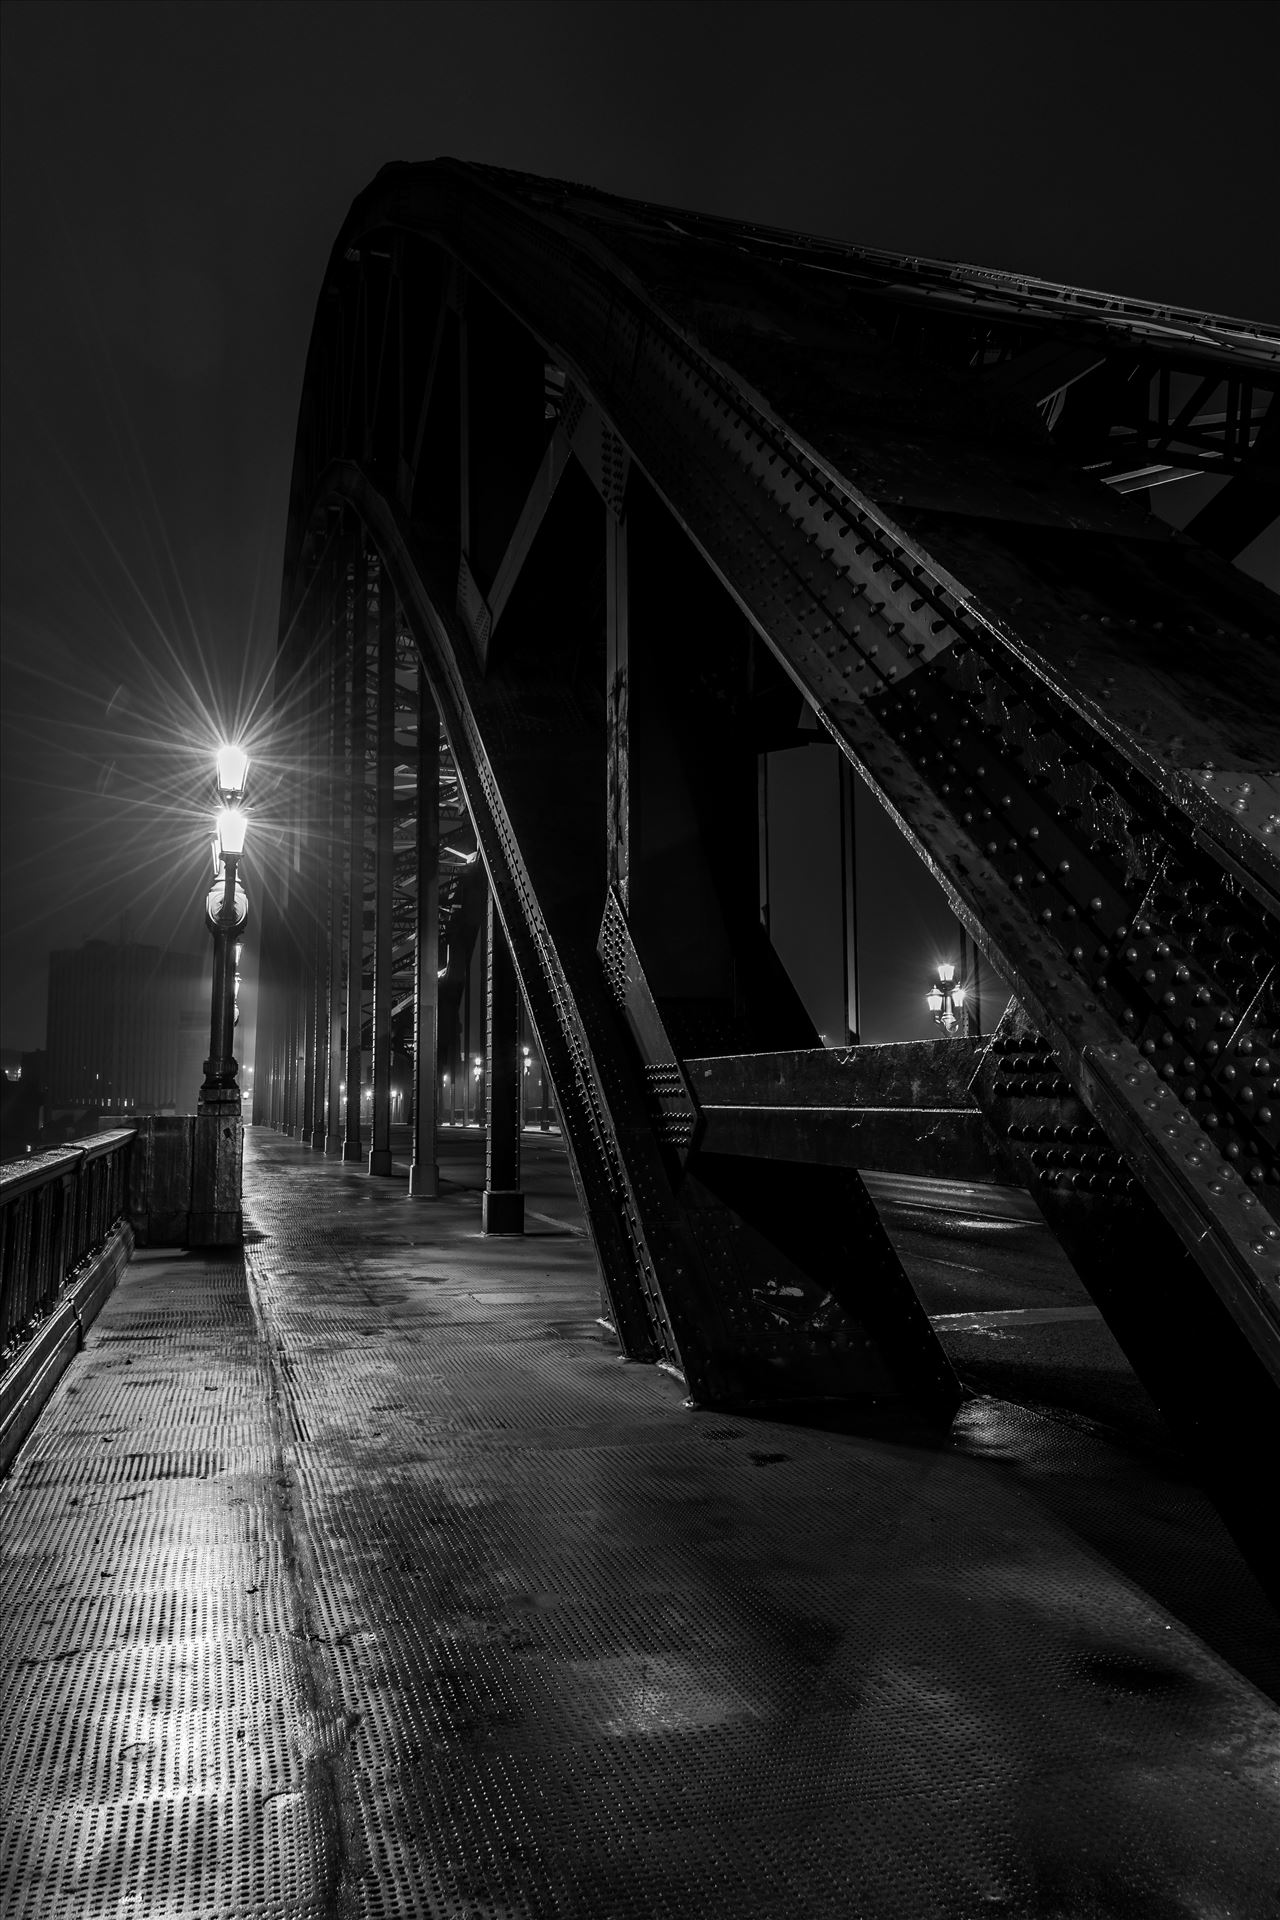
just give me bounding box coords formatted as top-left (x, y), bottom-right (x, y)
top-left (3, 0), bottom-right (1278, 1052)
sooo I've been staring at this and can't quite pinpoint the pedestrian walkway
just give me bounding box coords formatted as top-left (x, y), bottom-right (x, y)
top-left (2, 1128), bottom-right (1277, 1918)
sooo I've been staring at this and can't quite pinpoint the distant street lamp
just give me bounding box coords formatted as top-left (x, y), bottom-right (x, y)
top-left (199, 747), bottom-right (249, 1116)
top-left (925, 960), bottom-right (967, 1035)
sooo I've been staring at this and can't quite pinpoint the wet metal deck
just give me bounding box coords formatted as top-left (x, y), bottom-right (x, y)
top-left (2, 1129), bottom-right (1278, 1917)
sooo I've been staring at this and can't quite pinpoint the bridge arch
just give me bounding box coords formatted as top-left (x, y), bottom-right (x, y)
top-left (258, 161), bottom-right (1280, 1582)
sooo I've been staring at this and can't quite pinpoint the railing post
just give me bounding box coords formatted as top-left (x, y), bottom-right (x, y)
top-left (54, 1170), bottom-right (70, 1291)
top-left (72, 1150), bottom-right (88, 1270)
top-left (9, 1194), bottom-right (33, 1338)
top-left (87, 1157), bottom-right (101, 1253)
top-left (0, 1203), bottom-right (10, 1342)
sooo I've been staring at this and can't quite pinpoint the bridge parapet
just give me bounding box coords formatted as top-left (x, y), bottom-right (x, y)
top-left (0, 1129), bottom-right (135, 1470)
top-left (0, 1116), bottom-right (243, 1470)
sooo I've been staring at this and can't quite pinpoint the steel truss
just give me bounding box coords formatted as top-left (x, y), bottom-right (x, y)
top-left (256, 162), bottom-right (1279, 1591)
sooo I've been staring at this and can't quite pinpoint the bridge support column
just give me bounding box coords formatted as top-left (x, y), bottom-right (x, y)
top-left (323, 533), bottom-right (348, 1156)
top-left (272, 983), bottom-right (291, 1134)
top-left (342, 541), bottom-right (369, 1163)
top-left (284, 997), bottom-right (298, 1135)
top-left (409, 664), bottom-right (440, 1196)
top-left (369, 559), bottom-right (396, 1175)
top-left (838, 755), bottom-right (860, 1045)
top-left (482, 890), bottom-right (523, 1234)
top-left (252, 935), bottom-right (274, 1128)
top-left (293, 956), bottom-right (311, 1139)
top-left (304, 919), bottom-right (322, 1143)
top-left (463, 938), bottom-right (475, 1127)
top-left (305, 895), bottom-right (325, 1145)
top-left (299, 577), bottom-right (327, 1143)
top-left (276, 934), bottom-right (299, 1134)
top-left (264, 968), bottom-right (281, 1131)
top-left (273, 857), bottom-right (296, 1135)
top-left (251, 926), bottom-right (270, 1129)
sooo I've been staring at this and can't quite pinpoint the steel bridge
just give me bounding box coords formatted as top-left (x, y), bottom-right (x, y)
top-left (254, 160), bottom-right (1280, 1595)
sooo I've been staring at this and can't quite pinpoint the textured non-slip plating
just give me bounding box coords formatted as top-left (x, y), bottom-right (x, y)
top-left (3, 1130), bottom-right (1278, 1919)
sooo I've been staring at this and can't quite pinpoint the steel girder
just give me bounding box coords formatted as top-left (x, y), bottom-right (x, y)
top-left (272, 162), bottom-right (1280, 1558)
top-left (292, 458), bottom-right (954, 1417)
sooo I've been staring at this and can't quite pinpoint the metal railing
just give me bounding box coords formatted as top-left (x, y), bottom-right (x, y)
top-left (0, 1131), bottom-right (136, 1361)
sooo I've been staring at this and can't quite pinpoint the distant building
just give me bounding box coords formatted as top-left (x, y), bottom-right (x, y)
top-left (0, 1049), bottom-right (47, 1158)
top-left (46, 940), bottom-right (208, 1121)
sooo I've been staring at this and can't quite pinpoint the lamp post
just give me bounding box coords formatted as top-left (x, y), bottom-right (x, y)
top-left (925, 960), bottom-right (967, 1036)
top-left (199, 746), bottom-right (249, 1116)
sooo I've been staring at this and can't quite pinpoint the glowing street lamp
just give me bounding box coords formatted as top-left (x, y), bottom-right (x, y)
top-left (216, 805), bottom-right (246, 857)
top-left (216, 743), bottom-right (249, 802)
top-left (926, 960), bottom-right (967, 1035)
top-left (199, 747), bottom-right (250, 1116)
